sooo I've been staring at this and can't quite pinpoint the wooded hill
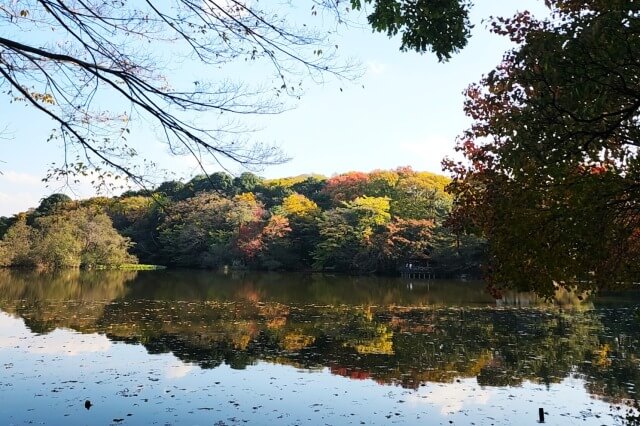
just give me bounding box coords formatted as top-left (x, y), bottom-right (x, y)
top-left (0, 167), bottom-right (484, 276)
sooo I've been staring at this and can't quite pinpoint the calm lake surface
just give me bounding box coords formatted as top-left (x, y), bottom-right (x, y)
top-left (0, 270), bottom-right (639, 425)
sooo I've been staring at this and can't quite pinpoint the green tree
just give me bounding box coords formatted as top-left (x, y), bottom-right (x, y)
top-left (351, 0), bottom-right (472, 60)
top-left (365, 169), bottom-right (400, 198)
top-left (1, 207), bottom-right (135, 268)
top-left (272, 193), bottom-right (322, 269)
top-left (159, 192), bottom-right (264, 268)
top-left (0, 216), bottom-right (16, 240)
top-left (186, 172), bottom-right (235, 197)
top-left (155, 181), bottom-right (186, 200)
top-left (76, 209), bottom-right (138, 267)
top-left (255, 183), bottom-right (293, 210)
top-left (35, 193), bottom-right (73, 215)
top-left (0, 215), bottom-right (33, 267)
top-left (314, 196), bottom-right (391, 272)
top-left (31, 215), bottom-right (83, 268)
top-left (108, 196), bottom-right (162, 264)
top-left (290, 177), bottom-right (330, 208)
top-left (233, 172), bottom-right (264, 195)
top-left (34, 207), bottom-right (136, 268)
top-left (28, 193), bottom-right (74, 225)
top-left (391, 169), bottom-right (451, 221)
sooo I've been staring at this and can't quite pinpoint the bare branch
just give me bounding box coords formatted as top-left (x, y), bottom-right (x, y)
top-left (0, 0), bottom-right (357, 186)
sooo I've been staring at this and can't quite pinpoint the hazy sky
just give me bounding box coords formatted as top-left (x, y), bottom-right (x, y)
top-left (0, 1), bottom-right (548, 216)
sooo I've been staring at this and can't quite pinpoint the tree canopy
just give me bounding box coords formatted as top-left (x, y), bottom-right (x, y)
top-left (0, 168), bottom-right (483, 276)
top-left (353, 0), bottom-right (472, 60)
top-left (1, 1), bottom-right (344, 185)
top-left (0, 207), bottom-right (135, 268)
top-left (444, 0), bottom-right (640, 296)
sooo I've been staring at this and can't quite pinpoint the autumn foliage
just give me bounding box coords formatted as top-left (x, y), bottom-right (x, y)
top-left (444, 0), bottom-right (640, 295)
top-left (0, 168), bottom-right (483, 276)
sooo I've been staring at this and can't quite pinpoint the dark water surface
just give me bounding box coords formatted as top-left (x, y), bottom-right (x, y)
top-left (0, 269), bottom-right (639, 425)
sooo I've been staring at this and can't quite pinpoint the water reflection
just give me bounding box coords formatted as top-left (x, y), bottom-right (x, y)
top-left (0, 269), bottom-right (639, 424)
top-left (0, 269), bottom-right (136, 334)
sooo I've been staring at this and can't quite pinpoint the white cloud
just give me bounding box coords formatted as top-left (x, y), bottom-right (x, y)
top-left (0, 314), bottom-right (112, 356)
top-left (0, 171), bottom-right (42, 186)
top-left (398, 135), bottom-right (457, 174)
top-left (0, 170), bottom-right (48, 215)
top-left (0, 311), bottom-right (22, 332)
top-left (366, 61), bottom-right (388, 76)
top-left (407, 379), bottom-right (494, 415)
top-left (29, 330), bottom-right (112, 356)
top-left (166, 363), bottom-right (195, 379)
top-left (0, 191), bottom-right (41, 216)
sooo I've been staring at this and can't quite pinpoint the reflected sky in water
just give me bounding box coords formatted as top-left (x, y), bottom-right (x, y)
top-left (0, 269), bottom-right (639, 425)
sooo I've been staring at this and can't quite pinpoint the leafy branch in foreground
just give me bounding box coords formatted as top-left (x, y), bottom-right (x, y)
top-left (351, 0), bottom-right (472, 61)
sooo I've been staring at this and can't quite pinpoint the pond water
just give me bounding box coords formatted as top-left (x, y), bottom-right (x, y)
top-left (0, 269), bottom-right (639, 425)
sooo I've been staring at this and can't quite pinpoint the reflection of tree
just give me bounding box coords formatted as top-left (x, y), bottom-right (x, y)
top-left (579, 308), bottom-right (640, 404)
top-left (0, 269), bottom-right (135, 333)
top-left (1, 272), bottom-right (639, 407)
top-left (0, 269), bottom-right (136, 301)
top-left (121, 269), bottom-right (500, 306)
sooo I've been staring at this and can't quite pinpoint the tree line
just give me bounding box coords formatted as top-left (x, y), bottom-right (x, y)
top-left (0, 168), bottom-right (483, 275)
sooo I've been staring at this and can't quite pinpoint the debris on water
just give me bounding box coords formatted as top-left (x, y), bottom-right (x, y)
top-left (2, 277), bottom-right (640, 425)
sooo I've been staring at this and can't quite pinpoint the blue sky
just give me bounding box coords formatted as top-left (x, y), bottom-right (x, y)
top-left (0, 1), bottom-right (548, 216)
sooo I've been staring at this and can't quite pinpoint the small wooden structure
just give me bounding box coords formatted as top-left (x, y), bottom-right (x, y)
top-left (400, 262), bottom-right (434, 280)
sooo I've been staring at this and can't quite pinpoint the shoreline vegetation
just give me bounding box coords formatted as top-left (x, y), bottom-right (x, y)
top-left (0, 264), bottom-right (167, 271)
top-left (0, 167), bottom-right (484, 277)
